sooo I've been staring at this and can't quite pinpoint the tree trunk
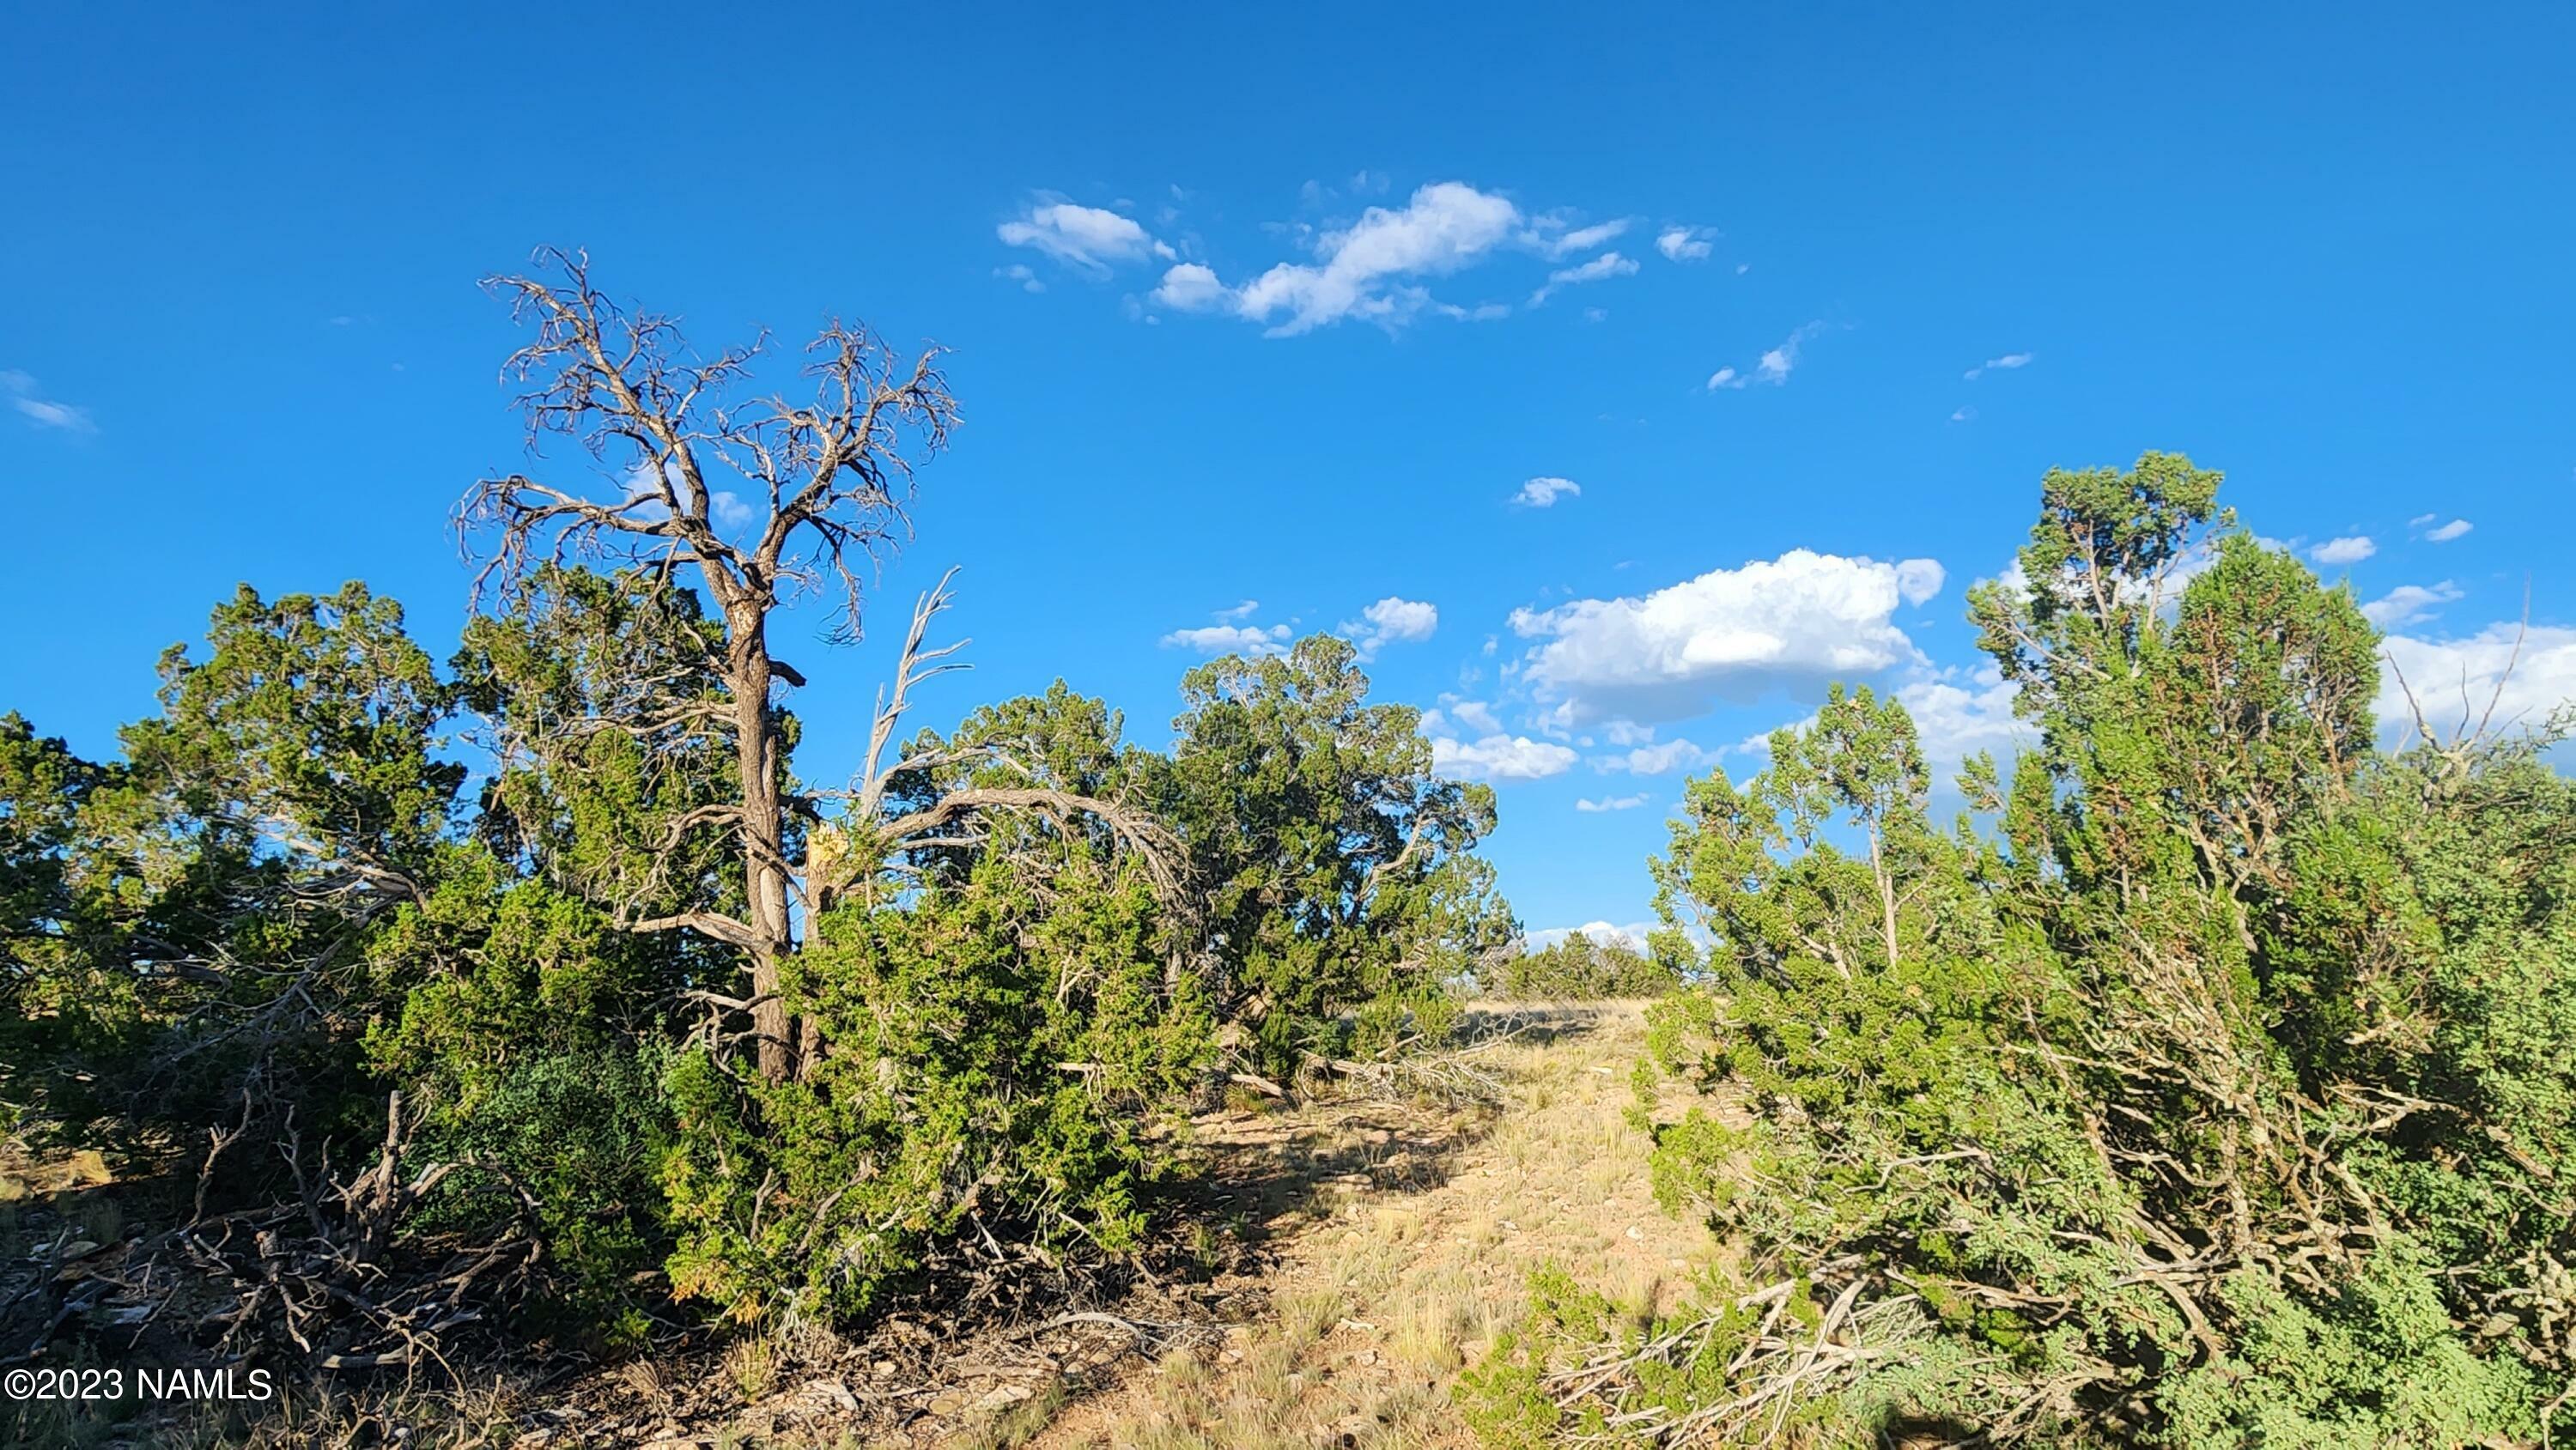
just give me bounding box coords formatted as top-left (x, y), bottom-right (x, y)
top-left (727, 609), bottom-right (798, 1083)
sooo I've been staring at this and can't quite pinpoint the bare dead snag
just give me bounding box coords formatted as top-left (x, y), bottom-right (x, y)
top-left (456, 248), bottom-right (958, 1083)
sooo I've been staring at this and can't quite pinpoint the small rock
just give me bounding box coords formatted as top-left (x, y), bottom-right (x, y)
top-left (1625, 1226), bottom-right (1643, 1241)
top-left (927, 1393), bottom-right (966, 1417)
top-left (973, 1385), bottom-right (1033, 1413)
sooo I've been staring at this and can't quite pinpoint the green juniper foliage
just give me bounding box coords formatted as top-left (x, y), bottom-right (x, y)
top-left (1469, 453), bottom-right (2576, 1447)
top-left (3, 589), bottom-right (1504, 1347)
top-left (1488, 931), bottom-right (1682, 1000)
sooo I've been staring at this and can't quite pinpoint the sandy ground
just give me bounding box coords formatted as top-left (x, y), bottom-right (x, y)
top-left (1030, 1000), bottom-right (1715, 1450)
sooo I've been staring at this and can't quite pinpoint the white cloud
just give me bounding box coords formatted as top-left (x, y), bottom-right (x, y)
top-left (1962, 352), bottom-right (2034, 380)
top-left (1655, 226), bottom-right (1715, 262)
top-left (2427, 519), bottom-right (2473, 543)
top-left (1597, 738), bottom-right (1712, 775)
top-left (1527, 920), bottom-right (1654, 951)
top-left (993, 264), bottom-right (1045, 294)
top-left (1734, 666), bottom-right (2030, 782)
top-left (2360, 581), bottom-right (2464, 628)
top-left (1575, 793), bottom-right (1650, 812)
top-left (2408, 513), bottom-right (2439, 527)
top-left (712, 491), bottom-right (755, 529)
top-left (1510, 549), bottom-right (1944, 723)
top-left (1150, 262), bottom-right (1230, 312)
top-left (1513, 476), bottom-right (1582, 508)
top-left (1431, 732), bottom-right (1580, 781)
top-left (1162, 623), bottom-right (1291, 656)
top-left (1527, 217), bottom-right (1631, 259)
top-left (1707, 322), bottom-right (1827, 389)
top-left (997, 200), bottom-right (1174, 276)
top-left (1895, 560), bottom-right (1947, 607)
top-left (1601, 719), bottom-right (1656, 746)
top-left (1216, 598), bottom-right (1261, 621)
top-left (2309, 536), bottom-right (2376, 566)
top-left (1949, 406), bottom-right (1977, 424)
top-left (2378, 623), bottom-right (2576, 743)
top-left (1229, 181), bottom-right (1524, 336)
top-left (2, 370), bottom-right (94, 434)
top-left (1431, 698), bottom-right (1503, 735)
top-left (1889, 670), bottom-right (2029, 775)
top-left (1340, 596), bottom-right (1439, 658)
top-left (1529, 251), bottom-right (1638, 305)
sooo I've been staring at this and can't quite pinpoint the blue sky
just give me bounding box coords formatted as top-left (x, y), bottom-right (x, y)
top-left (4, 3), bottom-right (2572, 943)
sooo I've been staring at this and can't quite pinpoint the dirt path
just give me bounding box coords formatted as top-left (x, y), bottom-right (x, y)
top-left (1032, 1001), bottom-right (1713, 1450)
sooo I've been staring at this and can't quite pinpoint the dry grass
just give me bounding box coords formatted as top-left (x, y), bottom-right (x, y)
top-left (1035, 1001), bottom-right (1711, 1449)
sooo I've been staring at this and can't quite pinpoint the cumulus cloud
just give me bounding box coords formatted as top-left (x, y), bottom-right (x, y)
top-left (1529, 251), bottom-right (1639, 305)
top-left (1655, 226), bottom-right (1715, 262)
top-left (1424, 698), bottom-right (1504, 736)
top-left (1962, 352), bottom-right (2034, 380)
top-left (993, 264), bottom-right (1045, 294)
top-left (1707, 322), bottom-right (1827, 390)
top-left (2309, 536), bottom-right (2376, 566)
top-left (1890, 670), bottom-right (2030, 775)
top-left (2379, 623), bottom-right (2576, 743)
top-left (2, 370), bottom-right (94, 434)
top-left (1734, 666), bottom-right (2030, 782)
top-left (1576, 794), bottom-right (1650, 813)
top-left (1510, 549), bottom-right (1945, 723)
top-left (1340, 596), bottom-right (1438, 658)
top-left (2360, 581), bottom-right (2464, 628)
top-left (1431, 733), bottom-right (1580, 781)
top-left (1513, 476), bottom-right (1582, 508)
top-left (1526, 920), bottom-right (1654, 951)
top-left (712, 491), bottom-right (755, 529)
top-left (997, 200), bottom-right (1174, 276)
top-left (1150, 262), bottom-right (1230, 311)
top-left (2426, 519), bottom-right (2473, 543)
top-left (1162, 623), bottom-right (1291, 656)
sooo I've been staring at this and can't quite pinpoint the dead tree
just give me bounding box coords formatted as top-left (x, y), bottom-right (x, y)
top-left (457, 248), bottom-right (958, 1082)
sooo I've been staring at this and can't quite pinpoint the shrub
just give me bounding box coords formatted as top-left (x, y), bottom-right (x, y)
top-left (1488, 455), bottom-right (2576, 1446)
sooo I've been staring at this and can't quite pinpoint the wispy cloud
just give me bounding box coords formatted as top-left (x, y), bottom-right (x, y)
top-left (1155, 181), bottom-right (1525, 336)
top-left (1949, 406), bottom-right (1976, 424)
top-left (1216, 599), bottom-right (1261, 621)
top-left (2309, 536), bottom-right (2376, 566)
top-left (1707, 322), bottom-right (1828, 391)
top-left (2360, 581), bottom-right (2463, 628)
top-left (1575, 793), bottom-right (1650, 812)
top-left (1528, 251), bottom-right (1638, 306)
top-left (1525, 216), bottom-right (1631, 259)
top-left (1594, 739), bottom-right (1711, 775)
top-left (2, 370), bottom-right (95, 434)
top-left (997, 199), bottom-right (1175, 276)
top-left (993, 264), bottom-right (1045, 293)
top-left (1512, 476), bottom-right (1582, 508)
top-left (2426, 519), bottom-right (2473, 543)
top-left (1962, 352), bottom-right (2033, 381)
